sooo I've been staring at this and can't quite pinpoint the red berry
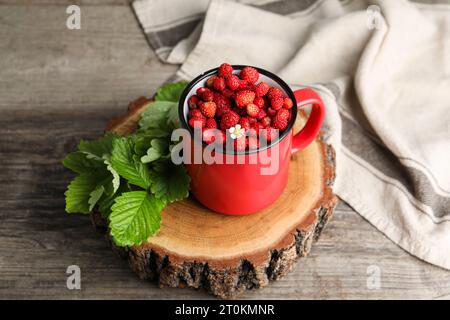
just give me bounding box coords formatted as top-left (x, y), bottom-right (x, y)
top-left (213, 76), bottom-right (226, 92)
top-left (222, 88), bottom-right (235, 99)
top-left (283, 97), bottom-right (293, 109)
top-left (272, 113), bottom-right (289, 131)
top-left (261, 116), bottom-right (271, 128)
top-left (267, 107), bottom-right (277, 117)
top-left (237, 79), bottom-right (247, 90)
top-left (270, 96), bottom-right (284, 110)
top-left (239, 117), bottom-right (251, 130)
top-left (234, 137), bottom-right (248, 151)
top-left (267, 87), bottom-right (284, 100)
top-left (248, 117), bottom-right (257, 125)
top-left (220, 111), bottom-right (240, 131)
top-left (256, 109), bottom-right (267, 120)
top-left (200, 101), bottom-right (216, 118)
top-left (188, 95), bottom-right (200, 109)
top-left (225, 74), bottom-right (240, 91)
top-left (252, 122), bottom-right (263, 133)
top-left (189, 109), bottom-right (204, 119)
top-left (203, 128), bottom-right (226, 145)
top-left (202, 128), bottom-right (216, 144)
top-left (206, 76), bottom-right (217, 88)
top-left (260, 127), bottom-right (278, 142)
top-left (206, 118), bottom-right (217, 129)
top-left (235, 90), bottom-right (255, 108)
top-left (255, 82), bottom-right (270, 97)
top-left (253, 96), bottom-right (265, 108)
top-left (213, 93), bottom-right (231, 118)
top-left (248, 136), bottom-right (260, 150)
top-left (239, 66), bottom-right (259, 84)
top-left (246, 103), bottom-right (259, 118)
top-left (218, 63), bottom-right (233, 78)
top-left (188, 117), bottom-right (206, 129)
top-left (197, 87), bottom-right (214, 101)
top-left (277, 108), bottom-right (290, 121)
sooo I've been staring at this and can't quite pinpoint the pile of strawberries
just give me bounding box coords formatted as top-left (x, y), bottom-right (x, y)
top-left (187, 63), bottom-right (293, 151)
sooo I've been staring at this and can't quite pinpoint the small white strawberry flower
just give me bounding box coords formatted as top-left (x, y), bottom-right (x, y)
top-left (228, 124), bottom-right (245, 140)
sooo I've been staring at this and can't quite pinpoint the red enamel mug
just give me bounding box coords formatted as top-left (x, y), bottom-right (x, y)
top-left (178, 66), bottom-right (325, 215)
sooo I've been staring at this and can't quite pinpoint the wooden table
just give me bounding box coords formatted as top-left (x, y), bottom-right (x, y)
top-left (1, 0), bottom-right (449, 300)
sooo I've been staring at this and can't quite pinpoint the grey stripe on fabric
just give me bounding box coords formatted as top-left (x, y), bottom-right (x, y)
top-left (145, 19), bottom-right (202, 50)
top-left (257, 0), bottom-right (321, 15)
top-left (141, 0), bottom-right (321, 56)
top-left (341, 112), bottom-right (450, 220)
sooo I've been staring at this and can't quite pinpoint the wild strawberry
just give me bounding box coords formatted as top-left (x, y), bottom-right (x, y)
top-left (277, 108), bottom-right (290, 121)
top-left (216, 105), bottom-right (230, 118)
top-left (206, 76), bottom-right (217, 88)
top-left (248, 117), bottom-right (257, 125)
top-left (213, 93), bottom-right (231, 117)
top-left (188, 117), bottom-right (206, 129)
top-left (189, 109), bottom-right (204, 119)
top-left (270, 96), bottom-right (284, 110)
top-left (248, 136), bottom-right (260, 150)
top-left (235, 90), bottom-right (255, 108)
top-left (188, 95), bottom-right (200, 109)
top-left (260, 116), bottom-right (271, 128)
top-left (197, 87), bottom-right (214, 101)
top-left (246, 103), bottom-right (259, 118)
top-left (214, 130), bottom-right (226, 145)
top-left (272, 113), bottom-right (289, 131)
top-left (200, 101), bottom-right (216, 118)
top-left (206, 118), bottom-right (217, 129)
top-left (225, 74), bottom-right (240, 91)
top-left (196, 86), bottom-right (208, 96)
top-left (255, 82), bottom-right (270, 97)
top-left (202, 128), bottom-right (216, 144)
top-left (220, 111), bottom-right (240, 131)
top-left (253, 96), bottom-right (265, 108)
top-left (239, 117), bottom-right (251, 130)
top-left (267, 107), bottom-right (277, 117)
top-left (260, 127), bottom-right (278, 142)
top-left (239, 66), bottom-right (259, 84)
top-left (218, 63), bottom-right (233, 78)
top-left (234, 137), bottom-right (248, 151)
top-left (203, 129), bottom-right (226, 145)
top-left (238, 79), bottom-right (249, 90)
top-left (222, 88), bottom-right (235, 99)
top-left (283, 97), bottom-right (293, 109)
top-left (252, 122), bottom-right (263, 133)
top-left (213, 76), bottom-right (226, 92)
top-left (267, 87), bottom-right (284, 100)
top-left (214, 92), bottom-right (231, 108)
top-left (256, 109), bottom-right (267, 120)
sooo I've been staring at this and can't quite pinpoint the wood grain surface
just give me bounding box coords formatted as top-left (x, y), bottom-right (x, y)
top-left (1, 2), bottom-right (450, 300)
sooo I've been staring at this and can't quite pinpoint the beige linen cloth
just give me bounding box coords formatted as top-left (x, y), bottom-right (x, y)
top-left (133, 0), bottom-right (450, 269)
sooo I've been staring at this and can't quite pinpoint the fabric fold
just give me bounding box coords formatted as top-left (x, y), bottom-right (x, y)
top-left (133, 0), bottom-right (450, 269)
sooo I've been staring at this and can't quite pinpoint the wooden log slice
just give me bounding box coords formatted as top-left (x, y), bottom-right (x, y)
top-left (94, 97), bottom-right (338, 299)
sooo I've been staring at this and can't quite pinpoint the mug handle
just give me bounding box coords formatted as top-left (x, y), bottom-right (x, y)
top-left (291, 88), bottom-right (325, 155)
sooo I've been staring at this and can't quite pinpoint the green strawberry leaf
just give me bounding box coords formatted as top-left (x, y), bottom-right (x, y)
top-left (138, 101), bottom-right (177, 131)
top-left (103, 155), bottom-right (120, 193)
top-left (63, 151), bottom-right (103, 174)
top-left (79, 132), bottom-right (117, 161)
top-left (111, 137), bottom-right (151, 189)
top-left (109, 191), bottom-right (166, 246)
top-left (65, 173), bottom-right (105, 214)
top-left (88, 185), bottom-right (105, 212)
top-left (155, 81), bottom-right (188, 102)
top-left (97, 181), bottom-right (130, 218)
top-left (141, 138), bottom-right (169, 164)
top-left (149, 161), bottom-right (190, 203)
